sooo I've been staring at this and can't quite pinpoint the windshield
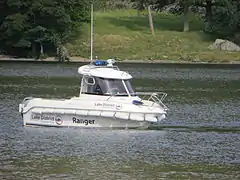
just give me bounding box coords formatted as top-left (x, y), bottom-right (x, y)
top-left (96, 78), bottom-right (136, 96)
top-left (124, 80), bottom-right (135, 96)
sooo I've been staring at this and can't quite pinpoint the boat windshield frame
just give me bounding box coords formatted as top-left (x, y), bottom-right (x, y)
top-left (80, 76), bottom-right (136, 97)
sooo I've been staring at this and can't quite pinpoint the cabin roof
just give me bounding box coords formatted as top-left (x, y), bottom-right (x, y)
top-left (78, 64), bottom-right (132, 79)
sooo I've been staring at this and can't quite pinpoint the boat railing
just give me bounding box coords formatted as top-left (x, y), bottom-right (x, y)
top-left (136, 92), bottom-right (168, 110)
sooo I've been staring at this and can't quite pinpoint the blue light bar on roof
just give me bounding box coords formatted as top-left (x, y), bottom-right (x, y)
top-left (95, 60), bottom-right (108, 66)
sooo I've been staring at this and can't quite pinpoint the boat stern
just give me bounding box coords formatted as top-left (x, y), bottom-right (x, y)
top-left (19, 103), bottom-right (23, 113)
top-left (19, 97), bottom-right (34, 125)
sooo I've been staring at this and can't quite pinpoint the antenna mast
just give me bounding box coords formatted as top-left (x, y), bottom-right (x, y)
top-left (90, 3), bottom-right (94, 62)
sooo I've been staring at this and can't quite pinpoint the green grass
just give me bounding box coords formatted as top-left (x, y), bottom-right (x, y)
top-left (66, 9), bottom-right (240, 62)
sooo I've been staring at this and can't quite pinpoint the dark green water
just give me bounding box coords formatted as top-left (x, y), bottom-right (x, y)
top-left (0, 62), bottom-right (239, 179)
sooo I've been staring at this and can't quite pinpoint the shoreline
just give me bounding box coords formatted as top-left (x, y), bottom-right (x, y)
top-left (0, 56), bottom-right (240, 65)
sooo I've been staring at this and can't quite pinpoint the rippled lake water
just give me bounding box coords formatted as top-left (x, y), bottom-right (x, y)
top-left (0, 62), bottom-right (239, 179)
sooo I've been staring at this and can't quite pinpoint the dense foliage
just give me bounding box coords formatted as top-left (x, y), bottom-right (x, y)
top-left (94, 0), bottom-right (133, 11)
top-left (204, 0), bottom-right (240, 43)
top-left (0, 0), bottom-right (89, 57)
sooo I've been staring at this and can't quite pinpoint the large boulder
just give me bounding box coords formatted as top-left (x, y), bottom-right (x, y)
top-left (209, 39), bottom-right (240, 52)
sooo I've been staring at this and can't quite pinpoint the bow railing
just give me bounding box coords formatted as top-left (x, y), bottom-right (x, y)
top-left (136, 92), bottom-right (168, 110)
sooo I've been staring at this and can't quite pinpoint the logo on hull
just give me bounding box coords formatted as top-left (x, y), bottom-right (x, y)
top-left (31, 113), bottom-right (63, 125)
top-left (55, 116), bottom-right (63, 125)
top-left (32, 114), bottom-right (55, 121)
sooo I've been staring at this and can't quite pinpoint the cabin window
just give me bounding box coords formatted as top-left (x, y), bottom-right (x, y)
top-left (124, 80), bottom-right (135, 96)
top-left (85, 76), bottom-right (95, 85)
top-left (105, 79), bottom-right (126, 95)
top-left (94, 84), bottom-right (103, 94)
top-left (95, 77), bottom-right (135, 96)
top-left (81, 76), bottom-right (135, 96)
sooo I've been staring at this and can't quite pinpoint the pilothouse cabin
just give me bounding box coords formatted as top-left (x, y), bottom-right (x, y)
top-left (78, 60), bottom-right (136, 97)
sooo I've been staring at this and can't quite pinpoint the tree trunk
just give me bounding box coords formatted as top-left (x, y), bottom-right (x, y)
top-left (31, 41), bottom-right (36, 59)
top-left (40, 42), bottom-right (43, 55)
top-left (183, 0), bottom-right (190, 32)
top-left (39, 42), bottom-right (44, 59)
top-left (205, 0), bottom-right (213, 23)
top-left (148, 5), bottom-right (155, 36)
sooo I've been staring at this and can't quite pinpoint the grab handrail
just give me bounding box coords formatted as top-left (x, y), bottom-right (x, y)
top-left (136, 92), bottom-right (168, 110)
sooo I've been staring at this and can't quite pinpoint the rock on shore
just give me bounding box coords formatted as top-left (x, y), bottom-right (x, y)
top-left (209, 39), bottom-right (240, 52)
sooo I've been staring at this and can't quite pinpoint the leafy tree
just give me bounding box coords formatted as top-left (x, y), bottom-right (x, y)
top-left (131, 0), bottom-right (175, 11)
top-left (0, 0), bottom-right (89, 57)
top-left (94, 0), bottom-right (133, 11)
top-left (193, 0), bottom-right (240, 43)
top-left (212, 0), bottom-right (239, 43)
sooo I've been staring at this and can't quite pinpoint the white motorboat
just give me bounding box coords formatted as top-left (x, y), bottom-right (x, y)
top-left (18, 3), bottom-right (168, 129)
top-left (19, 59), bottom-right (168, 128)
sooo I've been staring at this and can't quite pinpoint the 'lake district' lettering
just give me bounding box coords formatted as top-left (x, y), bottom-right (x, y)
top-left (32, 114), bottom-right (55, 121)
top-left (72, 117), bottom-right (95, 125)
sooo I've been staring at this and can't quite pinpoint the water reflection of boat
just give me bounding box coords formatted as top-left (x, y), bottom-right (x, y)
top-left (19, 59), bottom-right (168, 128)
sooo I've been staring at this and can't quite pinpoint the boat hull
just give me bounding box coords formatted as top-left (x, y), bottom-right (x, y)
top-left (23, 111), bottom-right (152, 129)
top-left (19, 95), bottom-right (167, 129)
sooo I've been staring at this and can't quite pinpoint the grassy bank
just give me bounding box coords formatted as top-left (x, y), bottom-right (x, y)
top-left (66, 10), bottom-right (240, 62)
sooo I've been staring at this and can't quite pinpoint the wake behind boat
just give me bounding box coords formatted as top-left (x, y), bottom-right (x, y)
top-left (19, 59), bottom-right (168, 129)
